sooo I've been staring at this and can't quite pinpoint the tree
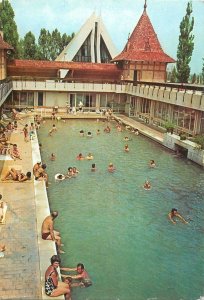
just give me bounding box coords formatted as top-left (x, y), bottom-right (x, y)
top-left (0, 0), bottom-right (19, 57)
top-left (37, 28), bottom-right (52, 60)
top-left (170, 66), bottom-right (177, 83)
top-left (60, 32), bottom-right (75, 53)
top-left (50, 29), bottom-right (61, 60)
top-left (176, 1), bottom-right (194, 83)
top-left (18, 38), bottom-right (24, 59)
top-left (24, 31), bottom-right (37, 59)
top-left (191, 73), bottom-right (196, 84)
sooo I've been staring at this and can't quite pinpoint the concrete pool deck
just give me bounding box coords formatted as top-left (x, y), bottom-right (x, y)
top-left (0, 113), bottom-right (165, 299)
top-left (0, 116), bottom-right (63, 300)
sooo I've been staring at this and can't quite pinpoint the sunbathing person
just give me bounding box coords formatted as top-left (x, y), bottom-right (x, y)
top-left (2, 168), bottom-right (31, 182)
top-left (10, 144), bottom-right (22, 160)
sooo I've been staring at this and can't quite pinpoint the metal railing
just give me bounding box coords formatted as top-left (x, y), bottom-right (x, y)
top-left (0, 79), bottom-right (13, 106)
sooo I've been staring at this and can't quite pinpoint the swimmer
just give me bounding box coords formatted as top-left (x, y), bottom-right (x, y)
top-left (50, 153), bottom-right (56, 161)
top-left (168, 208), bottom-right (188, 224)
top-left (65, 167), bottom-right (74, 178)
top-left (86, 153), bottom-right (94, 160)
top-left (143, 180), bottom-right (151, 190)
top-left (108, 163), bottom-right (116, 173)
top-left (96, 129), bottom-right (100, 135)
top-left (149, 160), bottom-right (156, 168)
top-left (124, 136), bottom-right (130, 141)
top-left (117, 125), bottom-right (122, 132)
top-left (91, 163), bottom-right (96, 171)
top-left (135, 129), bottom-right (139, 136)
top-left (87, 132), bottom-right (92, 138)
top-left (72, 167), bottom-right (79, 177)
top-left (104, 126), bottom-right (110, 133)
top-left (55, 174), bottom-right (65, 181)
top-left (76, 153), bottom-right (85, 160)
top-left (125, 125), bottom-right (131, 131)
top-left (49, 124), bottom-right (57, 136)
top-left (124, 144), bottom-right (129, 152)
top-left (79, 130), bottom-right (84, 137)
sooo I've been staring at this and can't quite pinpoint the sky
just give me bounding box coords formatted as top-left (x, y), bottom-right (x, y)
top-left (9, 0), bottom-right (204, 74)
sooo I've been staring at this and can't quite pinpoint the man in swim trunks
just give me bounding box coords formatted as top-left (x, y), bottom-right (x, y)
top-left (168, 208), bottom-right (188, 224)
top-left (61, 263), bottom-right (92, 288)
top-left (41, 211), bottom-right (65, 253)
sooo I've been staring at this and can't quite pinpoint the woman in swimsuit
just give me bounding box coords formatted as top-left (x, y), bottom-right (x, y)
top-left (45, 255), bottom-right (70, 299)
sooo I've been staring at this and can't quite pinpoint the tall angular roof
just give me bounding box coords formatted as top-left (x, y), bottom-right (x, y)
top-left (56, 12), bottom-right (118, 63)
top-left (113, 4), bottom-right (175, 63)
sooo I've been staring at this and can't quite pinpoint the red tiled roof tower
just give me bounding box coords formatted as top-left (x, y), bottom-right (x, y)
top-left (113, 1), bottom-right (175, 63)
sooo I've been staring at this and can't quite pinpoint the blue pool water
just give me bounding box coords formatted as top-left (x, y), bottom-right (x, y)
top-left (38, 119), bottom-right (204, 300)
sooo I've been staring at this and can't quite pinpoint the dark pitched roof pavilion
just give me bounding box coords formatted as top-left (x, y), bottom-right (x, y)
top-left (113, 2), bottom-right (175, 63)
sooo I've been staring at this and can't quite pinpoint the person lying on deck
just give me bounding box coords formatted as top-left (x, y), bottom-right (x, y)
top-left (2, 168), bottom-right (31, 182)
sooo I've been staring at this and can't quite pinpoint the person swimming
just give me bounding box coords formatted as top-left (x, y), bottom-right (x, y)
top-left (124, 144), bottom-right (129, 152)
top-left (91, 163), bottom-right (96, 171)
top-left (108, 163), bottom-right (116, 173)
top-left (55, 174), bottom-right (65, 181)
top-left (86, 153), bottom-right (94, 160)
top-left (149, 160), bottom-right (156, 168)
top-left (87, 132), bottom-right (92, 137)
top-left (168, 208), bottom-right (188, 224)
top-left (76, 153), bottom-right (85, 160)
top-left (79, 130), bottom-right (84, 137)
top-left (143, 180), bottom-right (151, 190)
top-left (50, 153), bottom-right (56, 161)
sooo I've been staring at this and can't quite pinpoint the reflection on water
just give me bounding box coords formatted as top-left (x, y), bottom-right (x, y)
top-left (38, 119), bottom-right (204, 300)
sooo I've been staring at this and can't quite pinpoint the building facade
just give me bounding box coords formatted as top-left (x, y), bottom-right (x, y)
top-left (1, 3), bottom-right (204, 137)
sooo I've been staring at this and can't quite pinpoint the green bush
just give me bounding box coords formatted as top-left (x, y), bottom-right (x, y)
top-left (193, 135), bottom-right (204, 149)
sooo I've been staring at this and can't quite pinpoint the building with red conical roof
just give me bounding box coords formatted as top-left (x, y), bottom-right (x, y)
top-left (113, 1), bottom-right (175, 82)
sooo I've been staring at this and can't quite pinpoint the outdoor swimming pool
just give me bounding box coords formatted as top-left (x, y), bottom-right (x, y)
top-left (38, 119), bottom-right (204, 300)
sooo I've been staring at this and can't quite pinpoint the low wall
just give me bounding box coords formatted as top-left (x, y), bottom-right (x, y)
top-left (163, 133), bottom-right (204, 167)
top-left (31, 125), bottom-right (64, 300)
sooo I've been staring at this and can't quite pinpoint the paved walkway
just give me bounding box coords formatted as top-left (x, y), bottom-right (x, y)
top-left (114, 114), bottom-right (164, 144)
top-left (0, 117), bottom-right (41, 300)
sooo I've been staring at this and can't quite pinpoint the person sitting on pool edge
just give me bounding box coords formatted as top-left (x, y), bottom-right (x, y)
top-left (45, 255), bottom-right (70, 299)
top-left (41, 211), bottom-right (65, 253)
top-left (168, 208), bottom-right (188, 224)
top-left (61, 263), bottom-right (92, 288)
